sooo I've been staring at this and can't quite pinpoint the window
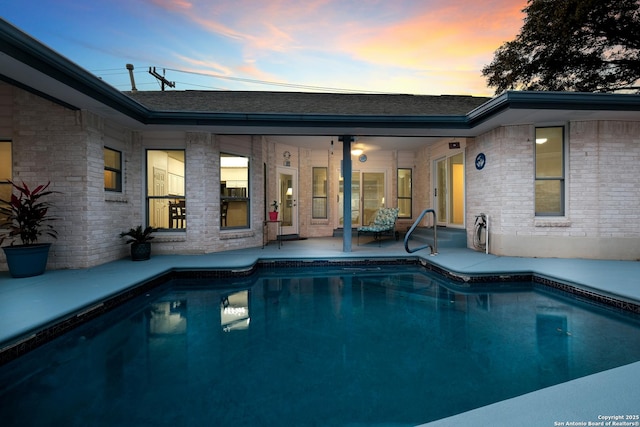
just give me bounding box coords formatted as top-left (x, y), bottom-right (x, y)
top-left (535, 126), bottom-right (565, 216)
top-left (312, 167), bottom-right (327, 219)
top-left (221, 153), bottom-right (249, 229)
top-left (146, 150), bottom-right (186, 230)
top-left (0, 141), bottom-right (11, 216)
top-left (397, 168), bottom-right (412, 218)
top-left (104, 147), bottom-right (122, 192)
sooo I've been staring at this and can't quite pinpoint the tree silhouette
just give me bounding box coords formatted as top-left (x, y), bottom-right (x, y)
top-left (482, 0), bottom-right (640, 93)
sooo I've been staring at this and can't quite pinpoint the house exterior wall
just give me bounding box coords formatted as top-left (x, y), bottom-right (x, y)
top-left (138, 132), bottom-right (264, 255)
top-left (466, 121), bottom-right (640, 260)
top-left (3, 78), bottom-right (639, 272)
top-left (1, 84), bottom-right (268, 272)
top-left (86, 114), bottom-right (139, 266)
top-left (0, 83), bottom-right (145, 270)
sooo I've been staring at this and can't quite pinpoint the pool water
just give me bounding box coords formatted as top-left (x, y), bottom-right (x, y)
top-left (1, 266), bottom-right (640, 426)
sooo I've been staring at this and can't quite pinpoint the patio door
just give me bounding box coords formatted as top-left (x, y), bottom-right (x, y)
top-left (434, 153), bottom-right (465, 227)
top-left (277, 167), bottom-right (298, 236)
top-left (337, 170), bottom-right (385, 227)
top-left (362, 172), bottom-right (385, 225)
top-left (338, 171), bottom-right (360, 227)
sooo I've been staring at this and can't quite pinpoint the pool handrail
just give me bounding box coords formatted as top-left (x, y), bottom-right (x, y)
top-left (404, 208), bottom-right (438, 255)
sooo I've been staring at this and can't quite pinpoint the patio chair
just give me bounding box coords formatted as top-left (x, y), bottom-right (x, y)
top-left (357, 207), bottom-right (400, 246)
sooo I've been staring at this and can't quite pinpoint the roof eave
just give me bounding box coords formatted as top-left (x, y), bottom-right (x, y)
top-left (0, 18), bottom-right (149, 121)
top-left (144, 111), bottom-right (472, 129)
top-left (467, 90), bottom-right (640, 127)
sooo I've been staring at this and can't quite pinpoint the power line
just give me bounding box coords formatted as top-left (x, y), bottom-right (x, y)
top-left (173, 81), bottom-right (228, 90)
top-left (92, 65), bottom-right (406, 94)
top-left (93, 71), bottom-right (129, 77)
top-left (163, 67), bottom-right (399, 94)
top-left (90, 67), bottom-right (127, 72)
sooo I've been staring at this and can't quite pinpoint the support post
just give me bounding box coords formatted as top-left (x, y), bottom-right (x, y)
top-left (340, 135), bottom-right (354, 252)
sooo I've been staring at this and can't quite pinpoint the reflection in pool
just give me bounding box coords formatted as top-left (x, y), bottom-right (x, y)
top-left (1, 266), bottom-right (639, 426)
top-left (221, 290), bottom-right (250, 332)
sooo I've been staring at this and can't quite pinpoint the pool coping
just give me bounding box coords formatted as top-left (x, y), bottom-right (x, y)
top-left (418, 258), bottom-right (640, 317)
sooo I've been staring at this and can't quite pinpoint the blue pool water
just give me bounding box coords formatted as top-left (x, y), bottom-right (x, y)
top-left (1, 265), bottom-right (640, 426)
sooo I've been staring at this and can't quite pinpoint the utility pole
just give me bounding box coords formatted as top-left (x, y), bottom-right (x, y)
top-left (148, 67), bottom-right (175, 91)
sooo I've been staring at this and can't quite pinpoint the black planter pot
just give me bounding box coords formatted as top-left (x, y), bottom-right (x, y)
top-left (2, 243), bottom-right (52, 278)
top-left (130, 242), bottom-right (151, 261)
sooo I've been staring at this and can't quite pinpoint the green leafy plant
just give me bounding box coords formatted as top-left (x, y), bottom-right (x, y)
top-left (119, 225), bottom-right (157, 244)
top-left (271, 200), bottom-right (279, 212)
top-left (0, 181), bottom-right (58, 246)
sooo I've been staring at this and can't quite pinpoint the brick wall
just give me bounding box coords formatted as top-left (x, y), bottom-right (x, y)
top-left (0, 86), bottom-right (141, 270)
top-left (466, 121), bottom-right (640, 260)
top-left (575, 121), bottom-right (640, 237)
top-left (0, 90), bottom-right (114, 268)
top-left (4, 78), bottom-right (639, 268)
top-left (146, 133), bottom-right (264, 255)
top-left (9, 89), bottom-right (88, 269)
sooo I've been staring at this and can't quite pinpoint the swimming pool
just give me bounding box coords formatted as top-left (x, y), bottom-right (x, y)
top-left (1, 265), bottom-right (640, 426)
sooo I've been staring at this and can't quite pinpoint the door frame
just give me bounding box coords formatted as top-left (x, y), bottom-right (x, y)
top-left (335, 168), bottom-right (387, 229)
top-left (276, 166), bottom-right (298, 236)
top-left (433, 152), bottom-right (465, 228)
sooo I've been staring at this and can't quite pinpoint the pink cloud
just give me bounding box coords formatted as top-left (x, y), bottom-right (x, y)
top-left (144, 0), bottom-right (528, 94)
top-left (174, 54), bottom-right (235, 76)
top-left (149, 0), bottom-right (354, 54)
top-left (236, 61), bottom-right (279, 82)
top-left (175, 54), bottom-right (279, 85)
top-left (340, 0), bottom-right (527, 70)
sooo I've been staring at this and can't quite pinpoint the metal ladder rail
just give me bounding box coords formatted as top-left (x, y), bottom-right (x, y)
top-left (404, 208), bottom-right (438, 255)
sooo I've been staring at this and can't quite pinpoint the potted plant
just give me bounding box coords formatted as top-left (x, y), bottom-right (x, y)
top-left (120, 225), bottom-right (157, 261)
top-left (0, 181), bottom-right (58, 278)
top-left (269, 200), bottom-right (279, 221)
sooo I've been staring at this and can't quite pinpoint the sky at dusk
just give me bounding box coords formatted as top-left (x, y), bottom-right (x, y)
top-left (2, 0), bottom-right (528, 96)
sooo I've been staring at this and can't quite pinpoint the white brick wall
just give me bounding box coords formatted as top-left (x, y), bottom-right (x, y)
top-left (466, 121), bottom-right (640, 259)
top-left (567, 121), bottom-right (640, 240)
top-left (3, 79), bottom-right (639, 269)
top-left (9, 89), bottom-right (89, 269)
top-left (148, 133), bottom-right (264, 255)
top-left (2, 88), bottom-right (145, 270)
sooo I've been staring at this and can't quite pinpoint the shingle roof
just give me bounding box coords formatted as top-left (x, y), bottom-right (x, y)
top-left (126, 91), bottom-right (491, 116)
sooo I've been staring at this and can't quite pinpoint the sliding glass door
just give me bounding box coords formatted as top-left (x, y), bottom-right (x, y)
top-left (337, 170), bottom-right (385, 227)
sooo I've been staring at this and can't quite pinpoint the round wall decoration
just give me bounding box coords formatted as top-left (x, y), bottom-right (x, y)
top-left (359, 154), bottom-right (368, 163)
top-left (475, 153), bottom-right (486, 170)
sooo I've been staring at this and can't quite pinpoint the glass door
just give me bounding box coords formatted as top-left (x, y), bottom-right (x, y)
top-left (362, 172), bottom-right (385, 225)
top-left (277, 167), bottom-right (298, 236)
top-left (434, 153), bottom-right (465, 227)
top-left (337, 171), bottom-right (386, 227)
top-left (338, 171), bottom-right (360, 227)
